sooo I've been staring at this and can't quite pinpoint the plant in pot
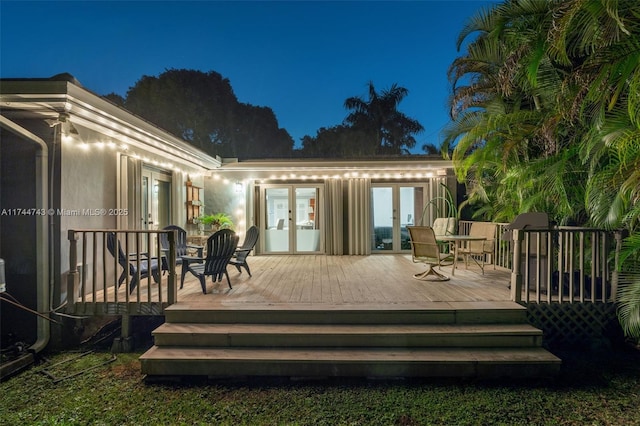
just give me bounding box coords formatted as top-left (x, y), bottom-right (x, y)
top-left (199, 212), bottom-right (234, 231)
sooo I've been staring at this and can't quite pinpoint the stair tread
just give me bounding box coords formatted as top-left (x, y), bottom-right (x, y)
top-left (141, 346), bottom-right (561, 364)
top-left (154, 323), bottom-right (543, 336)
top-left (166, 301), bottom-right (526, 313)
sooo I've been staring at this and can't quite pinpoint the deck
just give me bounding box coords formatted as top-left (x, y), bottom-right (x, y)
top-left (81, 254), bottom-right (512, 307)
top-left (136, 256), bottom-right (563, 379)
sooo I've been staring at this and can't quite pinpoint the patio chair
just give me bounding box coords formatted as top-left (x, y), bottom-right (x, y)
top-left (432, 217), bottom-right (457, 239)
top-left (229, 225), bottom-right (259, 276)
top-left (407, 226), bottom-right (451, 281)
top-left (160, 225), bottom-right (204, 285)
top-left (432, 217), bottom-right (457, 256)
top-left (159, 225), bottom-right (203, 266)
top-left (181, 229), bottom-right (239, 293)
top-left (458, 222), bottom-right (497, 274)
top-left (106, 232), bottom-right (166, 293)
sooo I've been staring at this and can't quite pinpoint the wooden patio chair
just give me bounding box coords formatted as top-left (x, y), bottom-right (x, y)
top-left (160, 225), bottom-right (204, 286)
top-left (407, 226), bottom-right (451, 281)
top-left (181, 229), bottom-right (239, 293)
top-left (458, 222), bottom-right (497, 274)
top-left (159, 225), bottom-right (204, 267)
top-left (229, 225), bottom-right (259, 276)
top-left (106, 232), bottom-right (166, 293)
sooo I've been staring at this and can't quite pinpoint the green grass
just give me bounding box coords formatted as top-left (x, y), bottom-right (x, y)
top-left (1, 347), bottom-right (639, 425)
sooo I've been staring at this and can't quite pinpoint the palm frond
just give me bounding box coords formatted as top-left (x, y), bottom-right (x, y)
top-left (617, 273), bottom-right (640, 339)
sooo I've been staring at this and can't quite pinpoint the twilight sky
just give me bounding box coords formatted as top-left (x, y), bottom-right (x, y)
top-left (1, 1), bottom-right (497, 152)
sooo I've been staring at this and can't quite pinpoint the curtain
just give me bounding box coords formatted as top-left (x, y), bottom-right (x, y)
top-left (324, 179), bottom-right (343, 255)
top-left (347, 178), bottom-right (371, 255)
top-left (118, 154), bottom-right (141, 229)
top-left (172, 170), bottom-right (185, 226)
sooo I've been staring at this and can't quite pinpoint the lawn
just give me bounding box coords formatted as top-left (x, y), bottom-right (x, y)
top-left (1, 346), bottom-right (639, 425)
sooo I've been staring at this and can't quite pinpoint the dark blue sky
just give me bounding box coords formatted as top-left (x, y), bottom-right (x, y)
top-left (1, 1), bottom-right (497, 152)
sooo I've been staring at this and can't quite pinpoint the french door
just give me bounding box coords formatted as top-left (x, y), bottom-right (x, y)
top-left (261, 184), bottom-right (323, 254)
top-left (141, 167), bottom-right (172, 231)
top-left (371, 184), bottom-right (425, 252)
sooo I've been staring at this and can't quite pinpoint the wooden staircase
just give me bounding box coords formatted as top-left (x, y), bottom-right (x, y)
top-left (139, 301), bottom-right (561, 379)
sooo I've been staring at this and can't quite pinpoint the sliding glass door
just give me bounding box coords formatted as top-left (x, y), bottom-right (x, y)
top-left (371, 184), bottom-right (424, 252)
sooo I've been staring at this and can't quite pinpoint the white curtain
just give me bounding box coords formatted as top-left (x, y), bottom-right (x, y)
top-left (118, 154), bottom-right (141, 229)
top-left (347, 178), bottom-right (371, 255)
top-left (324, 179), bottom-right (343, 255)
top-left (172, 170), bottom-right (185, 227)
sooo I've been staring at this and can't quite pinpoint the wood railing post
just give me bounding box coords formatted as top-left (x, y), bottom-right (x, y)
top-left (66, 230), bottom-right (79, 313)
top-left (510, 229), bottom-right (524, 302)
top-left (167, 230), bottom-right (177, 305)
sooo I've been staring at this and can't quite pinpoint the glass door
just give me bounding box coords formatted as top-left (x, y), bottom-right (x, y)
top-left (263, 187), bottom-right (290, 253)
top-left (295, 187), bottom-right (321, 253)
top-left (372, 184), bottom-right (424, 252)
top-left (262, 184), bottom-right (323, 254)
top-left (142, 167), bottom-right (172, 231)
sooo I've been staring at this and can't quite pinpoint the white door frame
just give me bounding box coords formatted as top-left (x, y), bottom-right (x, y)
top-left (371, 182), bottom-right (426, 253)
top-left (259, 183), bottom-right (324, 254)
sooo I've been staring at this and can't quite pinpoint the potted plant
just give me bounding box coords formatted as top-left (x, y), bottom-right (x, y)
top-left (198, 212), bottom-right (234, 231)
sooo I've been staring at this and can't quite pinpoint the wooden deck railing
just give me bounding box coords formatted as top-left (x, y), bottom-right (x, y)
top-left (508, 227), bottom-right (620, 304)
top-left (65, 229), bottom-right (177, 316)
top-left (459, 221), bottom-right (620, 304)
top-left (66, 225), bottom-right (621, 315)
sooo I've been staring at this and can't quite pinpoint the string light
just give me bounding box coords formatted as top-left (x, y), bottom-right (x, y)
top-left (62, 132), bottom-right (207, 177)
top-left (61, 127), bottom-right (449, 183)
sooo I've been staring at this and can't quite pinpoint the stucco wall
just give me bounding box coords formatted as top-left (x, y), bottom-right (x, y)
top-left (58, 133), bottom-right (118, 302)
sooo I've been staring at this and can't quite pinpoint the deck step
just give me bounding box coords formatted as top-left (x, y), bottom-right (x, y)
top-left (152, 323), bottom-right (543, 348)
top-left (141, 301), bottom-right (561, 379)
top-left (139, 346), bottom-right (561, 379)
top-left (163, 301), bottom-right (528, 325)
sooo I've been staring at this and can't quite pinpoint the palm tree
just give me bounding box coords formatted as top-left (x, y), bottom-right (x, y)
top-left (343, 81), bottom-right (424, 155)
top-left (445, 0), bottom-right (640, 337)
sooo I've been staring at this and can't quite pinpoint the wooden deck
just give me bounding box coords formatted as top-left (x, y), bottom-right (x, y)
top-left (177, 254), bottom-right (512, 305)
top-left (139, 258), bottom-right (564, 379)
top-left (79, 254), bottom-right (512, 307)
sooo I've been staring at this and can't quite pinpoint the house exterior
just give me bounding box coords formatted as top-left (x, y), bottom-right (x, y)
top-left (0, 75), bottom-right (456, 352)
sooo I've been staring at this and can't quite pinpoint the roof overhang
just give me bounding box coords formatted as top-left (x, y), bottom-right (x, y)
top-left (0, 79), bottom-right (221, 171)
top-left (218, 158), bottom-right (453, 179)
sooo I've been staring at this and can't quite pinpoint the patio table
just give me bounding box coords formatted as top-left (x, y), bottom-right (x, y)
top-left (437, 235), bottom-right (486, 276)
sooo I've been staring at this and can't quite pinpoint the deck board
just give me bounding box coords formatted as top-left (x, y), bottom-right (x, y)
top-left (180, 254), bottom-right (512, 304)
top-left (79, 254), bottom-right (513, 306)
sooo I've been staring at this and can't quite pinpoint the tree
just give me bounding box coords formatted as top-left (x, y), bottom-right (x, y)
top-left (445, 0), bottom-right (640, 338)
top-left (300, 125), bottom-right (375, 158)
top-left (344, 81), bottom-right (424, 155)
top-left (112, 69), bottom-right (294, 159)
top-left (226, 103), bottom-right (294, 158)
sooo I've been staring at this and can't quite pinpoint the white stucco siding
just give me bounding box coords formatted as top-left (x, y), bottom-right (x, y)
top-left (60, 140), bottom-right (118, 230)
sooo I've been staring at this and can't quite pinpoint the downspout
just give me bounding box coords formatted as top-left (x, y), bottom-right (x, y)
top-left (0, 115), bottom-right (50, 353)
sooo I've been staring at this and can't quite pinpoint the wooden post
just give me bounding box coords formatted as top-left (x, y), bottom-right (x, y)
top-left (66, 230), bottom-right (79, 313)
top-left (168, 230), bottom-right (177, 305)
top-left (112, 313), bottom-right (134, 353)
top-left (510, 229), bottom-right (523, 302)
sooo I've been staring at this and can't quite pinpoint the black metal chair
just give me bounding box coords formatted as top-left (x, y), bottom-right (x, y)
top-left (106, 232), bottom-right (166, 293)
top-left (229, 225), bottom-right (259, 276)
top-left (181, 229), bottom-right (239, 293)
